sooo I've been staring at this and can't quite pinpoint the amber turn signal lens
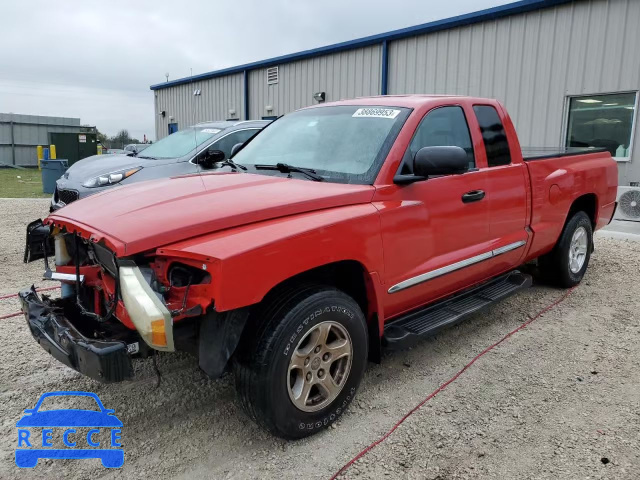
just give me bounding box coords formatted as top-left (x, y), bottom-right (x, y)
top-left (151, 319), bottom-right (167, 347)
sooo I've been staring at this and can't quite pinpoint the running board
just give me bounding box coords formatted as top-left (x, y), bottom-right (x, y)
top-left (383, 271), bottom-right (532, 350)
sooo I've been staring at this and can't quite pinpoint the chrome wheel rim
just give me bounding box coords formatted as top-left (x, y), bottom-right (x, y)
top-left (569, 226), bottom-right (588, 274)
top-left (287, 321), bottom-right (353, 413)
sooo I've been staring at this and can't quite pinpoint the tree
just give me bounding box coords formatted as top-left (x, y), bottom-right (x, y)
top-left (96, 130), bottom-right (109, 147)
top-left (108, 129), bottom-right (141, 149)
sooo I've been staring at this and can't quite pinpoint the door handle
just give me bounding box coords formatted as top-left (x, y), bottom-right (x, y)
top-left (462, 190), bottom-right (485, 203)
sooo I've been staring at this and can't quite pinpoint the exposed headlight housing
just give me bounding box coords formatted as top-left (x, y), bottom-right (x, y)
top-left (119, 266), bottom-right (174, 352)
top-left (82, 167), bottom-right (142, 188)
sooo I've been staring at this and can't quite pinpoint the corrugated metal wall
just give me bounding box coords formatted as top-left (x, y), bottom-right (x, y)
top-left (153, 0), bottom-right (638, 184)
top-left (0, 113), bottom-right (82, 166)
top-left (154, 73), bottom-right (244, 140)
top-left (388, 0), bottom-right (640, 185)
top-left (248, 45), bottom-right (382, 119)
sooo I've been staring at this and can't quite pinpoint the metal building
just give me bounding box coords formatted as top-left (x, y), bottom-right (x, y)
top-left (150, 0), bottom-right (640, 186)
top-left (0, 113), bottom-right (93, 167)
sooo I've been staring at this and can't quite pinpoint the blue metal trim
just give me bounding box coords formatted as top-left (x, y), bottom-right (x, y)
top-left (243, 70), bottom-right (249, 120)
top-left (381, 40), bottom-right (388, 96)
top-left (150, 0), bottom-right (572, 90)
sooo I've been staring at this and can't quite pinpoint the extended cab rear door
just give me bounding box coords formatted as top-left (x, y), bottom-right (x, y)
top-left (470, 103), bottom-right (529, 269)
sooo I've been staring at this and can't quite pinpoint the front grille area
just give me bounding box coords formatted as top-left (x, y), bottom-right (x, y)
top-left (57, 188), bottom-right (79, 205)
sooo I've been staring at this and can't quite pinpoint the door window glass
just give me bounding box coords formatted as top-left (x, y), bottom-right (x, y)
top-left (402, 106), bottom-right (475, 173)
top-left (211, 129), bottom-right (259, 159)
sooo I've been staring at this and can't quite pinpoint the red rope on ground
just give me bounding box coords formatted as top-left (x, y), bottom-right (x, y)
top-left (0, 285), bottom-right (60, 301)
top-left (330, 286), bottom-right (576, 480)
top-left (0, 311), bottom-right (22, 320)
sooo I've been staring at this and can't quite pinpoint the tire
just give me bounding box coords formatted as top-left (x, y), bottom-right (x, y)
top-left (233, 285), bottom-right (368, 439)
top-left (538, 211), bottom-right (593, 288)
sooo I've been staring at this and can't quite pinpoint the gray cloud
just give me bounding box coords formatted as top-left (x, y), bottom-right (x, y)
top-left (1, 0), bottom-right (509, 140)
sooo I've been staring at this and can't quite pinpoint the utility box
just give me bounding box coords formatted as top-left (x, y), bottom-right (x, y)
top-left (49, 132), bottom-right (98, 166)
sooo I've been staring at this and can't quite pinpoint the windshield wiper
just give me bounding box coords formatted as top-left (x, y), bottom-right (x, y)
top-left (254, 163), bottom-right (324, 181)
top-left (216, 159), bottom-right (247, 171)
top-left (137, 155), bottom-right (156, 160)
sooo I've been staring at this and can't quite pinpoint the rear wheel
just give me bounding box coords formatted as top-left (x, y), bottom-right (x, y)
top-left (539, 211), bottom-right (593, 287)
top-left (233, 285), bottom-right (368, 439)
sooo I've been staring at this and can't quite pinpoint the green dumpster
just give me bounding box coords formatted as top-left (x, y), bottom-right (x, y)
top-left (41, 159), bottom-right (68, 194)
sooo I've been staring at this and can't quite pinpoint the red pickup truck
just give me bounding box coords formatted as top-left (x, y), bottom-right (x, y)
top-left (22, 95), bottom-right (617, 438)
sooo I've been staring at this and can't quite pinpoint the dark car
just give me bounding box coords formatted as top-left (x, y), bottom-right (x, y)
top-left (51, 120), bottom-right (269, 211)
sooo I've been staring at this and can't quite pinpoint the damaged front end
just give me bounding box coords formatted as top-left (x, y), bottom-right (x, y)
top-left (19, 287), bottom-right (134, 382)
top-left (21, 219), bottom-right (226, 382)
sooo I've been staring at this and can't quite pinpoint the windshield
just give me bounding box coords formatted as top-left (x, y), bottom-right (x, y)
top-left (37, 395), bottom-right (101, 412)
top-left (232, 106), bottom-right (409, 183)
top-left (139, 127), bottom-right (221, 159)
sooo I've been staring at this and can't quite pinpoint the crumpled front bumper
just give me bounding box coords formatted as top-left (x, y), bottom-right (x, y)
top-left (19, 287), bottom-right (133, 383)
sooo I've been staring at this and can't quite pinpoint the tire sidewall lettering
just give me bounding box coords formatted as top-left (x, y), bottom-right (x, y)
top-left (276, 299), bottom-right (364, 434)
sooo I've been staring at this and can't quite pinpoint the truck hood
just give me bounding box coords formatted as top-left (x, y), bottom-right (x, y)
top-left (49, 172), bottom-right (375, 255)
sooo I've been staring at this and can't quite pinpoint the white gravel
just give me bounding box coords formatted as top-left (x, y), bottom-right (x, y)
top-left (1, 198), bottom-right (639, 479)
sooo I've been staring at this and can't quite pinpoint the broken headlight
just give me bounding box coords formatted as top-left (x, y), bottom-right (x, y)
top-left (82, 167), bottom-right (142, 188)
top-left (119, 266), bottom-right (174, 352)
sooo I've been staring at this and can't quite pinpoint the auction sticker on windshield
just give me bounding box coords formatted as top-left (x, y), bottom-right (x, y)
top-left (352, 108), bottom-right (401, 119)
top-left (201, 128), bottom-right (221, 134)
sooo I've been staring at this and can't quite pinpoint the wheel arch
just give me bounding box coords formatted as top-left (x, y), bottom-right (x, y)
top-left (566, 193), bottom-right (598, 229)
top-left (239, 260), bottom-right (383, 364)
top-left (258, 260), bottom-right (379, 323)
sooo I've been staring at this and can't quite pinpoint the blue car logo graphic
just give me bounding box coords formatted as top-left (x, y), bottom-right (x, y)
top-left (15, 391), bottom-right (123, 468)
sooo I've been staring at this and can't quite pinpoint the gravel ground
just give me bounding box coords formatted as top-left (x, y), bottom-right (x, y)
top-left (0, 198), bottom-right (639, 479)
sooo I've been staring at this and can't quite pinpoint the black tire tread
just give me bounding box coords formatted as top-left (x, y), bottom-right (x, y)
top-left (538, 211), bottom-right (593, 288)
top-left (234, 284), bottom-right (362, 437)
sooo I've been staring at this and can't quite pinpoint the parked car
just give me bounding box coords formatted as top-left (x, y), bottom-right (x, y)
top-left (124, 143), bottom-right (150, 155)
top-left (50, 120), bottom-right (269, 211)
top-left (102, 148), bottom-right (128, 155)
top-left (22, 96), bottom-right (617, 439)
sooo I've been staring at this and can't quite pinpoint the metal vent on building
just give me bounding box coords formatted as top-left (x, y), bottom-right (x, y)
top-left (267, 67), bottom-right (279, 85)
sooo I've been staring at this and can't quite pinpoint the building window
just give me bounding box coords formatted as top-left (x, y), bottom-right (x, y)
top-left (473, 105), bottom-right (511, 167)
top-left (565, 92), bottom-right (638, 162)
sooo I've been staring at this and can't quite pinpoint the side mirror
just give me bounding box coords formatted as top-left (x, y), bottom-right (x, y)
top-left (230, 142), bottom-right (244, 158)
top-left (413, 146), bottom-right (469, 177)
top-left (197, 148), bottom-right (225, 169)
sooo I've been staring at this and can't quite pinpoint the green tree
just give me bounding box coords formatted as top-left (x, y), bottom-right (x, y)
top-left (108, 129), bottom-right (141, 149)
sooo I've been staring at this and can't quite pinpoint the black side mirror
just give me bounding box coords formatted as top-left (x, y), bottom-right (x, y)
top-left (413, 146), bottom-right (469, 177)
top-left (230, 142), bottom-right (244, 158)
top-left (197, 148), bottom-right (225, 169)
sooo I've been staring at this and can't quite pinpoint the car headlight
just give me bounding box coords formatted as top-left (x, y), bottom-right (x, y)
top-left (82, 167), bottom-right (142, 188)
top-left (119, 266), bottom-right (174, 352)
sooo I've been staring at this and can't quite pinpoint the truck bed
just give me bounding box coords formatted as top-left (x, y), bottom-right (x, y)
top-left (522, 148), bottom-right (617, 261)
top-left (522, 146), bottom-right (608, 161)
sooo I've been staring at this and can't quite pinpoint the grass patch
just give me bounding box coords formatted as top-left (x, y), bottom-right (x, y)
top-left (0, 167), bottom-right (50, 198)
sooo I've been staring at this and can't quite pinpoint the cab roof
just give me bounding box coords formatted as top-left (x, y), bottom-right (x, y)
top-left (305, 94), bottom-right (486, 110)
top-left (194, 120), bottom-right (271, 130)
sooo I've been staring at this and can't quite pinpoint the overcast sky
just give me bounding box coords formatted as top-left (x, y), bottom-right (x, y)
top-left (1, 0), bottom-right (511, 141)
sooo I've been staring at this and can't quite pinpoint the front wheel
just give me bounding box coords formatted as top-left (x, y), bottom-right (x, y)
top-left (233, 286), bottom-right (368, 439)
top-left (539, 211), bottom-right (593, 287)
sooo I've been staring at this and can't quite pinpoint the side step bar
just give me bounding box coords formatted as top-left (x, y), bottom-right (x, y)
top-left (383, 271), bottom-right (532, 350)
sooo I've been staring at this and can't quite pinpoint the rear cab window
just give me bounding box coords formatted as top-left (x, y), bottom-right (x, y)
top-left (473, 105), bottom-right (511, 167)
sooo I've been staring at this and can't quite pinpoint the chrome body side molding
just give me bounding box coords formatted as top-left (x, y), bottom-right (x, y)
top-left (388, 240), bottom-right (527, 294)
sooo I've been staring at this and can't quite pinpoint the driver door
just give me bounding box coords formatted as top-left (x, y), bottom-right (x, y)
top-left (378, 105), bottom-right (493, 319)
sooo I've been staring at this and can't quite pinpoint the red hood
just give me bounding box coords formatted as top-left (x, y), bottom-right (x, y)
top-left (48, 172), bottom-right (375, 255)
